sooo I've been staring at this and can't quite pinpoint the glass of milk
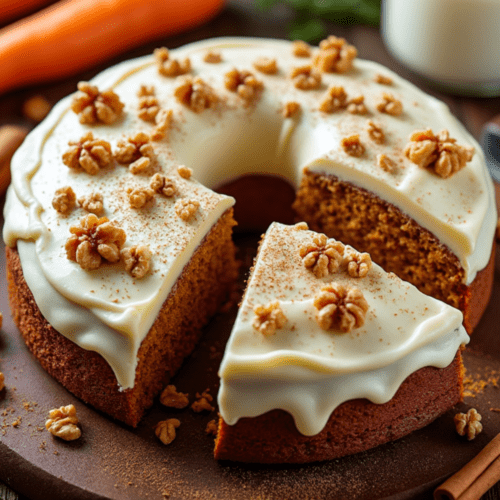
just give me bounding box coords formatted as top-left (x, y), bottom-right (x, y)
top-left (381, 0), bottom-right (500, 96)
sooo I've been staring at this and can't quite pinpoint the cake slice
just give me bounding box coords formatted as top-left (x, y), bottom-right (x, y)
top-left (215, 222), bottom-right (469, 463)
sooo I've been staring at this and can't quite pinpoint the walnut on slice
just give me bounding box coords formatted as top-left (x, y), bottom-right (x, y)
top-left (290, 65), bottom-right (321, 90)
top-left (62, 132), bottom-right (113, 175)
top-left (404, 128), bottom-right (474, 178)
top-left (127, 187), bottom-right (155, 209)
top-left (155, 418), bottom-right (180, 445)
top-left (376, 92), bottom-right (403, 116)
top-left (292, 40), bottom-right (311, 58)
top-left (224, 69), bottom-right (264, 105)
top-left (377, 153), bottom-right (397, 174)
top-left (45, 404), bottom-right (81, 441)
top-left (319, 86), bottom-right (347, 113)
top-left (177, 165), bottom-right (192, 179)
top-left (253, 301), bottom-right (287, 336)
top-left (313, 36), bottom-right (357, 73)
top-left (343, 247), bottom-right (372, 277)
top-left (65, 214), bottom-right (126, 270)
top-left (282, 101), bottom-right (301, 118)
top-left (341, 134), bottom-right (365, 157)
top-left (159, 385), bottom-right (189, 409)
top-left (137, 85), bottom-right (160, 122)
top-left (314, 283), bottom-right (369, 333)
top-left (150, 173), bottom-right (177, 197)
top-left (78, 192), bottom-right (104, 215)
top-left (174, 76), bottom-right (218, 113)
top-left (151, 109), bottom-right (173, 141)
top-left (454, 408), bottom-right (482, 440)
top-left (367, 120), bottom-right (385, 145)
top-left (114, 132), bottom-right (155, 174)
top-left (375, 73), bottom-right (393, 85)
top-left (191, 389), bottom-right (214, 413)
top-left (121, 244), bottom-right (152, 279)
top-left (53, 186), bottom-right (76, 215)
top-left (346, 95), bottom-right (367, 115)
top-left (253, 57), bottom-right (278, 74)
top-left (299, 234), bottom-right (345, 278)
top-left (203, 50), bottom-right (222, 63)
top-left (175, 198), bottom-right (200, 221)
top-left (154, 47), bottom-right (191, 77)
top-left (71, 82), bottom-right (124, 125)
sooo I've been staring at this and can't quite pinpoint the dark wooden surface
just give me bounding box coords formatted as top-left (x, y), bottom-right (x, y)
top-left (1, 0), bottom-right (500, 498)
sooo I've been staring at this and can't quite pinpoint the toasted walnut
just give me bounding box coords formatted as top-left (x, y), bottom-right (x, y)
top-left (205, 419), bottom-right (218, 436)
top-left (62, 132), bottom-right (113, 175)
top-left (341, 134), bottom-right (365, 157)
top-left (155, 418), bottom-right (180, 445)
top-left (300, 234), bottom-right (345, 278)
top-left (137, 85), bottom-right (155, 97)
top-left (253, 57), bottom-right (278, 74)
top-left (45, 404), bottom-right (81, 441)
top-left (375, 73), bottom-right (393, 85)
top-left (376, 92), bottom-right (403, 116)
top-left (138, 95), bottom-right (160, 122)
top-left (282, 101), bottom-right (301, 118)
top-left (404, 129), bottom-right (475, 178)
top-left (71, 82), bottom-right (124, 124)
top-left (127, 187), bottom-right (155, 208)
top-left (175, 198), bottom-right (200, 221)
top-left (347, 95), bottom-right (367, 115)
top-left (455, 408), bottom-right (483, 440)
top-left (65, 214), bottom-right (126, 270)
top-left (292, 40), bottom-right (311, 57)
top-left (367, 120), bottom-right (385, 144)
top-left (121, 245), bottom-right (152, 279)
top-left (78, 192), bottom-right (104, 215)
top-left (203, 50), bottom-right (222, 63)
top-left (159, 385), bottom-right (189, 409)
top-left (377, 153), bottom-right (397, 174)
top-left (177, 165), bottom-right (192, 179)
top-left (314, 283), bottom-right (369, 333)
top-left (191, 389), bottom-right (215, 413)
top-left (224, 69), bottom-right (264, 105)
top-left (174, 76), bottom-right (218, 113)
top-left (53, 186), bottom-right (76, 215)
top-left (154, 47), bottom-right (191, 77)
top-left (0, 371), bottom-right (4, 391)
top-left (114, 132), bottom-right (155, 174)
top-left (150, 173), bottom-right (177, 197)
top-left (290, 65), bottom-right (321, 90)
top-left (319, 86), bottom-right (347, 113)
top-left (151, 108), bottom-right (173, 141)
top-left (313, 36), bottom-right (357, 73)
top-left (343, 247), bottom-right (372, 277)
top-left (294, 221), bottom-right (309, 231)
top-left (253, 301), bottom-right (287, 336)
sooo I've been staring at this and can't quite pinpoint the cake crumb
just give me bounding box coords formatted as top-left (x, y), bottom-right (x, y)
top-left (159, 385), bottom-right (189, 409)
top-left (454, 408), bottom-right (482, 440)
top-left (253, 302), bottom-right (287, 336)
top-left (46, 404), bottom-right (81, 441)
top-left (205, 419), bottom-right (218, 436)
top-left (154, 418), bottom-right (180, 445)
top-left (191, 389), bottom-right (215, 413)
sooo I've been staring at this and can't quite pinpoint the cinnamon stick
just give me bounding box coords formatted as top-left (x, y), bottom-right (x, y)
top-left (0, 125), bottom-right (29, 195)
top-left (434, 433), bottom-right (500, 500)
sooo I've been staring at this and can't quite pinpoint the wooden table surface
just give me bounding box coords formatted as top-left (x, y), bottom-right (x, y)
top-left (1, 1), bottom-right (500, 498)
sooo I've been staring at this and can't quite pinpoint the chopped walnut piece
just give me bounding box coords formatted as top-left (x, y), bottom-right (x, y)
top-left (367, 120), bottom-right (385, 144)
top-left (137, 85), bottom-right (155, 97)
top-left (224, 69), bottom-right (264, 105)
top-left (52, 186), bottom-right (76, 215)
top-left (313, 36), bottom-right (357, 73)
top-left (253, 301), bottom-right (287, 336)
top-left (114, 132), bottom-right (155, 174)
top-left (127, 187), bottom-right (155, 208)
top-left (294, 221), bottom-right (309, 231)
top-left (376, 92), bottom-right (403, 116)
top-left (292, 40), bottom-right (311, 57)
top-left (404, 129), bottom-right (475, 178)
top-left (341, 134), bottom-right (365, 157)
top-left (62, 132), bottom-right (113, 175)
top-left (138, 94), bottom-right (160, 122)
top-left (375, 73), bottom-right (393, 85)
top-left (454, 408), bottom-right (483, 440)
top-left (154, 47), bottom-right (191, 77)
top-left (121, 244), bottom-right (152, 279)
top-left (78, 192), bottom-right (104, 215)
top-left (45, 404), bottom-right (81, 441)
top-left (174, 76), bottom-right (218, 113)
top-left (0, 372), bottom-right (4, 391)
top-left (159, 385), bottom-right (189, 409)
top-left (65, 214), bottom-right (126, 270)
top-left (319, 86), bottom-right (347, 113)
top-left (71, 81), bottom-right (124, 125)
top-left (177, 165), bottom-right (192, 179)
top-left (154, 418), bottom-right (180, 445)
top-left (290, 65), bottom-right (321, 90)
top-left (205, 419), bottom-right (218, 436)
top-left (175, 198), bottom-right (200, 221)
top-left (253, 57), bottom-right (278, 74)
top-left (203, 50), bottom-right (222, 63)
top-left (152, 108), bottom-right (173, 141)
top-left (150, 173), bottom-right (177, 197)
top-left (343, 247), bottom-right (372, 277)
top-left (299, 233), bottom-right (345, 278)
top-left (347, 95), bottom-right (367, 115)
top-left (191, 389), bottom-right (214, 413)
top-left (313, 283), bottom-right (369, 333)
top-left (282, 101), bottom-right (301, 118)
top-left (377, 154), bottom-right (397, 174)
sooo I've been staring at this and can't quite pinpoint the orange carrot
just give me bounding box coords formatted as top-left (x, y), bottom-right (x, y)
top-left (0, 0), bottom-right (225, 95)
top-left (0, 0), bottom-right (52, 25)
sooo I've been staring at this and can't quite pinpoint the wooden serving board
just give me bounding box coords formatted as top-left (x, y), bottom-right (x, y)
top-left (1, 229), bottom-right (500, 500)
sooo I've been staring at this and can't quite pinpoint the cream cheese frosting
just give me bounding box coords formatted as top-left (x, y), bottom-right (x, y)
top-left (3, 37), bottom-right (491, 390)
top-left (218, 222), bottom-right (469, 436)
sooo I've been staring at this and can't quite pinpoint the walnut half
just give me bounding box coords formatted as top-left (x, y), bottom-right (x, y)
top-left (121, 244), bottom-right (152, 279)
top-left (454, 408), bottom-right (483, 440)
top-left (253, 301), bottom-right (287, 336)
top-left (45, 404), bottom-right (81, 441)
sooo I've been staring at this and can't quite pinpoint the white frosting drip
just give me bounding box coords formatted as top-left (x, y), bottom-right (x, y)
top-left (2, 37), bottom-right (489, 392)
top-left (218, 223), bottom-right (469, 435)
